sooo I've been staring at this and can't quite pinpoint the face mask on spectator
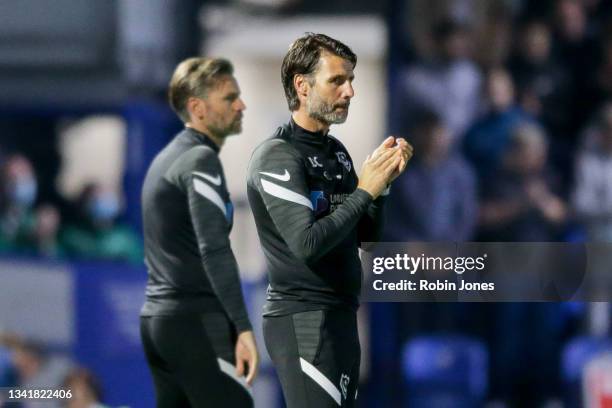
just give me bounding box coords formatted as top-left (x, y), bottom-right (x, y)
top-left (9, 178), bottom-right (37, 208)
top-left (88, 193), bottom-right (120, 223)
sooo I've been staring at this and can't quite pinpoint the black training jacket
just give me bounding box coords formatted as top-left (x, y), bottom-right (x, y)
top-left (141, 127), bottom-right (251, 332)
top-left (247, 119), bottom-right (386, 317)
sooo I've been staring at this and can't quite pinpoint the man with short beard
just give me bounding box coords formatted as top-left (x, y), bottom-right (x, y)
top-left (140, 57), bottom-right (258, 407)
top-left (246, 33), bottom-right (412, 407)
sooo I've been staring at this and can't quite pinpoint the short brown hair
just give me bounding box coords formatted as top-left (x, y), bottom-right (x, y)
top-left (281, 33), bottom-right (357, 111)
top-left (168, 57), bottom-right (234, 122)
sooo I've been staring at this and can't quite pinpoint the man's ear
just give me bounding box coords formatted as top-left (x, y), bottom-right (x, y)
top-left (187, 96), bottom-right (207, 121)
top-left (294, 74), bottom-right (310, 100)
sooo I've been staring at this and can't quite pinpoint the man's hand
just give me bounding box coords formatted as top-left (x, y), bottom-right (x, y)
top-left (369, 137), bottom-right (414, 184)
top-left (389, 137), bottom-right (413, 183)
top-left (358, 137), bottom-right (414, 198)
top-left (358, 140), bottom-right (402, 199)
top-left (235, 330), bottom-right (259, 385)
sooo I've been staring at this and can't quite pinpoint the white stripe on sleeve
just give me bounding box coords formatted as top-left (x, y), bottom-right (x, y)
top-left (193, 178), bottom-right (227, 217)
top-left (261, 179), bottom-right (313, 210)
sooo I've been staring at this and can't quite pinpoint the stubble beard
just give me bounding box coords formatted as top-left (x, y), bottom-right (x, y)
top-left (209, 116), bottom-right (242, 138)
top-left (306, 92), bottom-right (349, 125)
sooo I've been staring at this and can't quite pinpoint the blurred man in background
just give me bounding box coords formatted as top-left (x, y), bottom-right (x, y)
top-left (573, 103), bottom-right (612, 241)
top-left (140, 57), bottom-right (258, 407)
top-left (60, 183), bottom-right (141, 263)
top-left (463, 67), bottom-right (531, 183)
top-left (399, 19), bottom-right (482, 142)
top-left (479, 123), bottom-right (567, 241)
top-left (62, 367), bottom-right (107, 408)
top-left (508, 19), bottom-right (571, 138)
top-left (0, 154), bottom-right (61, 256)
top-left (33, 204), bottom-right (62, 258)
top-left (0, 154), bottom-right (63, 258)
top-left (0, 155), bottom-right (39, 252)
top-left (476, 123), bottom-right (568, 405)
top-left (386, 109), bottom-right (477, 242)
top-left (247, 33), bottom-right (412, 407)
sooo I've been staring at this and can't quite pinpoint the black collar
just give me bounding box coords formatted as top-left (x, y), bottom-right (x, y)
top-left (183, 127), bottom-right (220, 154)
top-left (288, 118), bottom-right (329, 147)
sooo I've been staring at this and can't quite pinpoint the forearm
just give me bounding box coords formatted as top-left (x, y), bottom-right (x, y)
top-left (282, 188), bottom-right (372, 263)
top-left (202, 246), bottom-right (252, 332)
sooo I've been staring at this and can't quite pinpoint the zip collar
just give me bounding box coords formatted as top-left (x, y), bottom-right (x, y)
top-left (288, 118), bottom-right (330, 148)
top-left (182, 127), bottom-right (220, 154)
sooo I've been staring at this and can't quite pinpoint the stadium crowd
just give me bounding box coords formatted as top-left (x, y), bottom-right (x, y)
top-left (387, 0), bottom-right (612, 405)
top-left (0, 153), bottom-right (141, 263)
top-left (390, 0), bottom-right (612, 243)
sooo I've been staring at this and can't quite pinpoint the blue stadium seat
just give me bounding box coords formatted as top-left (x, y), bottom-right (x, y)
top-left (561, 336), bottom-right (612, 408)
top-left (401, 335), bottom-right (488, 408)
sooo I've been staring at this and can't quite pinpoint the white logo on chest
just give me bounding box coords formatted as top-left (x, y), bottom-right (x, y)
top-left (259, 169), bottom-right (291, 181)
top-left (308, 156), bottom-right (324, 168)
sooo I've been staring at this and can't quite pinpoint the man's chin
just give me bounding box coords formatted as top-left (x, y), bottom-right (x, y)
top-left (226, 122), bottom-right (243, 136)
top-left (329, 112), bottom-right (349, 124)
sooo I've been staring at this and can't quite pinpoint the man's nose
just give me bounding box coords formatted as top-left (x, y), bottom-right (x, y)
top-left (341, 82), bottom-right (354, 99)
top-left (235, 98), bottom-right (246, 111)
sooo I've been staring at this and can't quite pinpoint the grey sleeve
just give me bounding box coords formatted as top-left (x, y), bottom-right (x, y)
top-left (178, 147), bottom-right (251, 332)
top-left (249, 141), bottom-right (373, 264)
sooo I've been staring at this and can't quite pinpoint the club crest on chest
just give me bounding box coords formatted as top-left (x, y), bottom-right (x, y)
top-left (335, 152), bottom-right (351, 172)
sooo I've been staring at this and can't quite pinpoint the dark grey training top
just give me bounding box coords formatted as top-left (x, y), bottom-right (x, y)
top-left (140, 127), bottom-right (251, 333)
top-left (247, 119), bottom-right (386, 317)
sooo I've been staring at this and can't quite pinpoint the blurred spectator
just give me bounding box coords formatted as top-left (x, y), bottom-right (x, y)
top-left (60, 183), bottom-right (142, 263)
top-left (554, 0), bottom-right (589, 48)
top-left (62, 367), bottom-right (108, 408)
top-left (386, 110), bottom-right (477, 241)
top-left (478, 123), bottom-right (568, 241)
top-left (552, 0), bottom-right (600, 135)
top-left (33, 204), bottom-right (63, 258)
top-left (0, 117), bottom-right (64, 210)
top-left (572, 103), bottom-right (612, 241)
top-left (11, 340), bottom-right (72, 395)
top-left (0, 155), bottom-right (39, 253)
top-left (508, 19), bottom-right (572, 136)
top-left (0, 154), bottom-right (64, 258)
top-left (473, 4), bottom-right (514, 69)
top-left (462, 68), bottom-right (532, 183)
top-left (398, 19), bottom-right (482, 141)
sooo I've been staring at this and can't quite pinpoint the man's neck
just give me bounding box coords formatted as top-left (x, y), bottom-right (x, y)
top-left (292, 110), bottom-right (329, 134)
top-left (185, 123), bottom-right (224, 149)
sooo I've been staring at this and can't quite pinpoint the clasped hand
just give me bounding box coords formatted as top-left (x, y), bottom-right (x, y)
top-left (358, 136), bottom-right (413, 199)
